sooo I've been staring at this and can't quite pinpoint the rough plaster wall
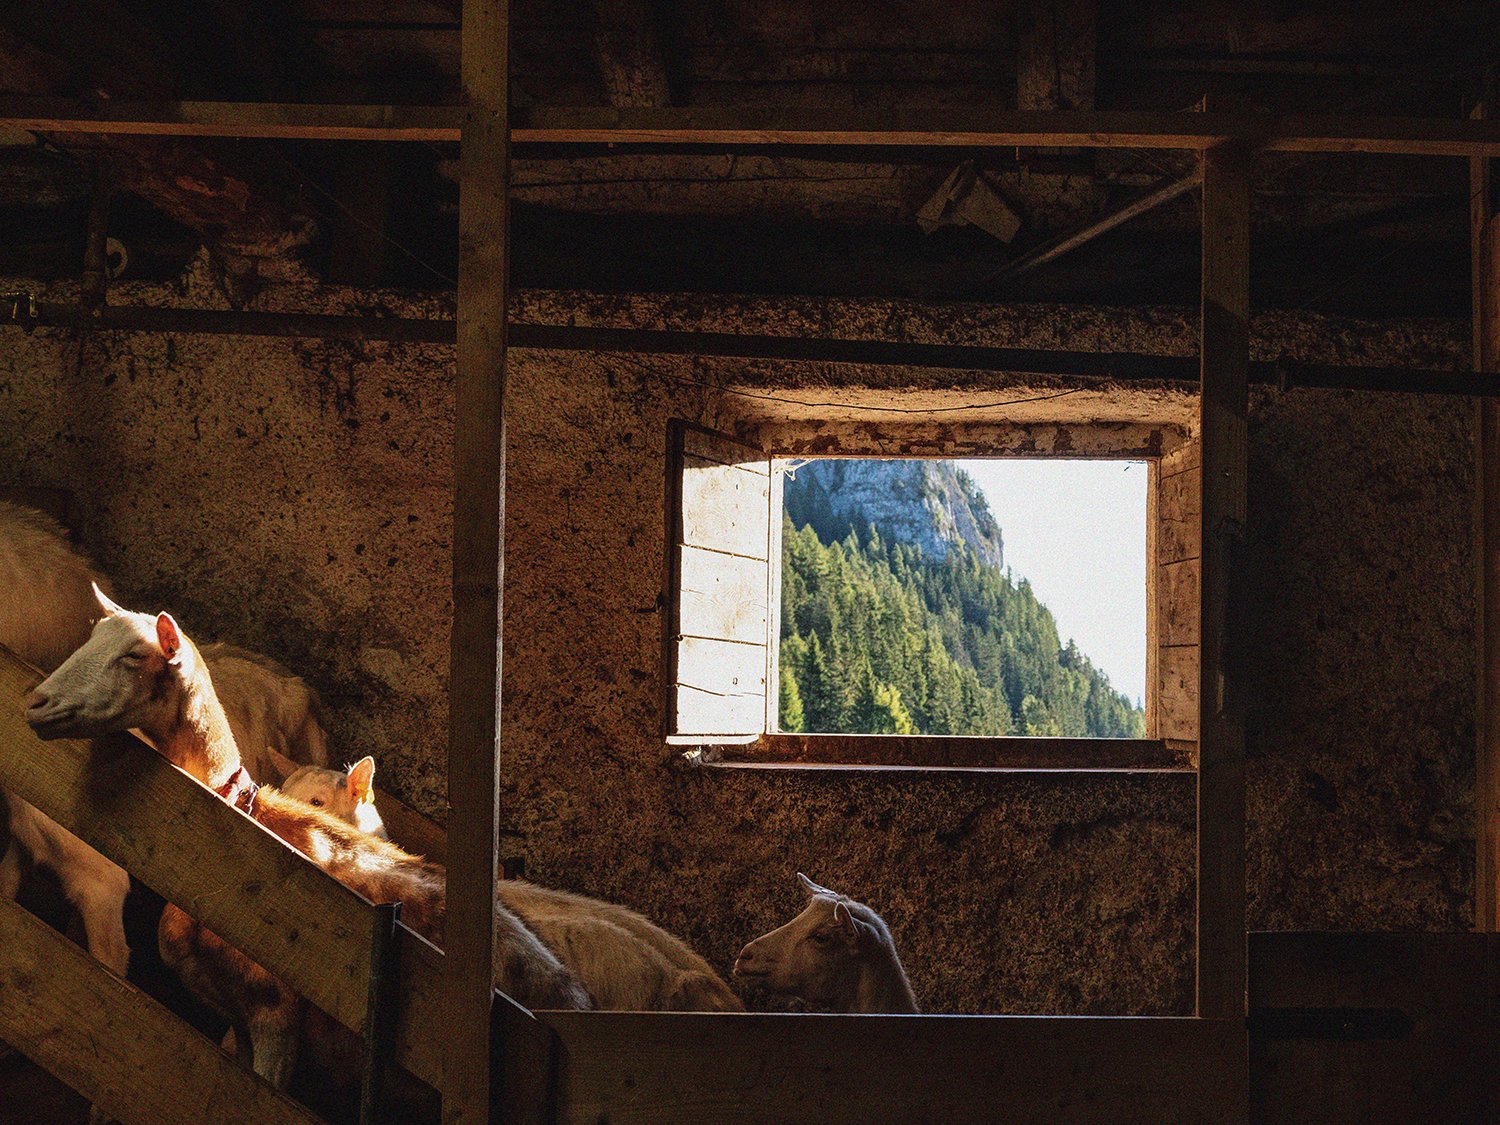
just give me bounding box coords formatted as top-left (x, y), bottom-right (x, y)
top-left (0, 276), bottom-right (1473, 1012)
top-left (1245, 387), bottom-right (1475, 929)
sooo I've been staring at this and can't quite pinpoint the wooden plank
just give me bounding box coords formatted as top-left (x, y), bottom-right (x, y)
top-left (446, 0), bottom-right (510, 1119)
top-left (746, 733), bottom-right (1188, 769)
top-left (679, 456), bottom-right (770, 559)
top-left (0, 648), bottom-right (376, 1035)
top-left (1158, 646), bottom-right (1200, 745)
top-left (531, 1012), bottom-right (1243, 1124)
top-left (0, 97), bottom-right (462, 139)
top-left (677, 545), bottom-right (768, 645)
top-left (675, 636), bottom-right (767, 697)
top-left (0, 899), bottom-right (322, 1125)
top-left (765, 468), bottom-right (785, 732)
top-left (1159, 559), bottom-right (1201, 647)
top-left (4, 98), bottom-right (1500, 156)
top-left (1249, 932), bottom-right (1493, 1124)
top-left (513, 107), bottom-right (1500, 155)
top-left (1158, 465), bottom-right (1202, 563)
top-left (672, 685), bottom-right (767, 736)
top-left (1472, 105), bottom-right (1500, 934)
top-left (1145, 459), bottom-right (1160, 738)
top-left (1197, 144), bottom-right (1251, 1028)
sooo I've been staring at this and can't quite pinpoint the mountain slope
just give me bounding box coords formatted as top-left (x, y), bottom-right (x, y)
top-left (779, 461), bottom-right (1143, 739)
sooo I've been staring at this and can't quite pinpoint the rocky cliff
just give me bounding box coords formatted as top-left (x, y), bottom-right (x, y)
top-left (783, 459), bottom-right (1004, 570)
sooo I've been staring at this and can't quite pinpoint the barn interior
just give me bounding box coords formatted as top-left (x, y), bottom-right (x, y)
top-left (0, 2), bottom-right (1496, 1123)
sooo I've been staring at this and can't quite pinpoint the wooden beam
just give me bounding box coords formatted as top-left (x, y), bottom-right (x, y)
top-left (1472, 104), bottom-right (1500, 933)
top-left (0, 898), bottom-right (321, 1125)
top-left (1196, 145), bottom-right (1250, 1030)
top-left (511, 107), bottom-right (1500, 157)
top-left (981, 172), bottom-right (1200, 286)
top-left (8, 99), bottom-right (1500, 156)
top-left (509, 1011), bottom-right (1244, 1124)
top-left (737, 733), bottom-right (1189, 770)
top-left (446, 0), bottom-right (508, 1120)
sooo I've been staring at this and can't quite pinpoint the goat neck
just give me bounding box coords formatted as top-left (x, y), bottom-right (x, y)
top-left (154, 651), bottom-right (242, 790)
top-left (852, 949), bottom-right (920, 1014)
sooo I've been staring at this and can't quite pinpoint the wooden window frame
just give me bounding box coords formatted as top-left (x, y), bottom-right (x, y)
top-left (665, 427), bottom-right (1200, 773)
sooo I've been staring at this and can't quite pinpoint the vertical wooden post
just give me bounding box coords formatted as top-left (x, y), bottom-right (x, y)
top-left (447, 0), bottom-right (509, 1121)
top-left (1472, 103), bottom-right (1500, 933)
top-left (1196, 144), bottom-right (1249, 1022)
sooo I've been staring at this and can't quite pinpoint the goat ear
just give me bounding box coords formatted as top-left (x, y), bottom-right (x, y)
top-left (833, 901), bottom-right (876, 950)
top-left (798, 872), bottom-right (835, 898)
top-left (93, 582), bottom-right (126, 617)
top-left (155, 613), bottom-right (183, 663)
top-left (347, 756), bottom-right (376, 804)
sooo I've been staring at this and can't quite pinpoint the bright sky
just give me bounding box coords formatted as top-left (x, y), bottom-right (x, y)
top-left (960, 459), bottom-right (1147, 705)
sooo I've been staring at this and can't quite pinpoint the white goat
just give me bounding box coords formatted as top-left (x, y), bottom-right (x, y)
top-left (279, 758), bottom-right (388, 839)
top-left (0, 500), bottom-right (329, 983)
top-left (284, 756), bottom-right (742, 1012)
top-left (734, 872), bottom-right (919, 1013)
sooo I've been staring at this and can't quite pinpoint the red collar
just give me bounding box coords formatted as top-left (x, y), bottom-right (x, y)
top-left (214, 767), bottom-right (260, 816)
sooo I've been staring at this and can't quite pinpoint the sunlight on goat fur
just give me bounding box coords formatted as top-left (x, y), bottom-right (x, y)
top-left (280, 758), bottom-right (388, 839)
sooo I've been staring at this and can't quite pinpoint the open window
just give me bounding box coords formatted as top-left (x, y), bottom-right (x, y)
top-left (665, 420), bottom-right (1200, 769)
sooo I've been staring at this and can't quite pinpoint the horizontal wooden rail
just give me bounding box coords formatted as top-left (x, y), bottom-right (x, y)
top-left (509, 1011), bottom-right (1245, 1124)
top-left (4, 98), bottom-right (1500, 156)
top-left (0, 647), bottom-right (454, 1090)
top-left (0, 897), bottom-right (321, 1125)
top-left (0, 98), bottom-right (462, 140)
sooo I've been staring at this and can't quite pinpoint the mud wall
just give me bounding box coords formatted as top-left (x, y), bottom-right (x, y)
top-left (0, 274), bottom-right (1473, 1012)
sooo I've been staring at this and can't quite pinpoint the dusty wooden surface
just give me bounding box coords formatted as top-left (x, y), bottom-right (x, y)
top-left (1196, 143), bottom-right (1250, 1034)
top-left (1473, 111), bottom-right (1500, 933)
top-left (741, 733), bottom-right (1187, 770)
top-left (446, 0), bottom-right (511, 1118)
top-left (530, 1011), bottom-right (1243, 1124)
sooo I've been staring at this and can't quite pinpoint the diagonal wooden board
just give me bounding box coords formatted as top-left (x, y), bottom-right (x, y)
top-left (0, 896), bottom-right (322, 1125)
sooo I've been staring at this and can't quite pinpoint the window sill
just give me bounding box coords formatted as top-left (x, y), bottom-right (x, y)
top-left (674, 734), bottom-right (1194, 775)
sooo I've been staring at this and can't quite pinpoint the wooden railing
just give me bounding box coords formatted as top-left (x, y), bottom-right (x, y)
top-left (0, 645), bottom-right (553, 1123)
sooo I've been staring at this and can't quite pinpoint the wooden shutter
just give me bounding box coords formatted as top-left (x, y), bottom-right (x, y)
top-left (666, 422), bottom-right (772, 739)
